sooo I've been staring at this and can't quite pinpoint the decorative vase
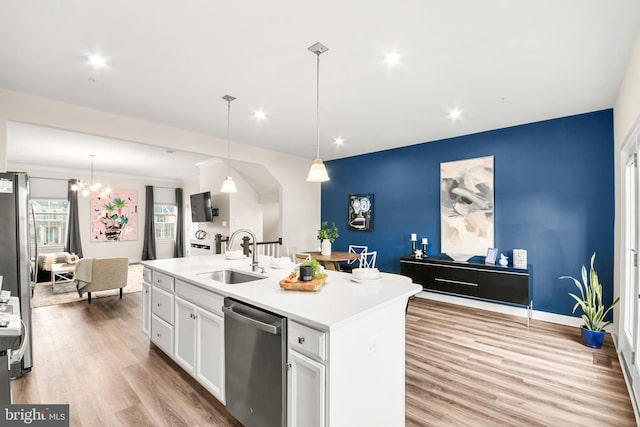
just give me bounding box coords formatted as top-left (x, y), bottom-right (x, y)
top-left (105, 228), bottom-right (122, 241)
top-left (580, 325), bottom-right (605, 349)
top-left (321, 239), bottom-right (332, 256)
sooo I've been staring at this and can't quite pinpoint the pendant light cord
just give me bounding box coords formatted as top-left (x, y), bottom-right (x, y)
top-left (316, 52), bottom-right (321, 160)
top-left (90, 154), bottom-right (95, 187)
top-left (227, 99), bottom-right (231, 176)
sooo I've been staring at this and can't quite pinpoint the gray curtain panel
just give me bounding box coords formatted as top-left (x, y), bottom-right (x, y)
top-left (141, 185), bottom-right (156, 260)
top-left (65, 179), bottom-right (84, 257)
top-left (174, 187), bottom-right (184, 257)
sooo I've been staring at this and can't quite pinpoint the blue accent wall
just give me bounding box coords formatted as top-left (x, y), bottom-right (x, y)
top-left (321, 110), bottom-right (614, 316)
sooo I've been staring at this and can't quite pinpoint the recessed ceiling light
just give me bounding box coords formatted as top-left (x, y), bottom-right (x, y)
top-left (253, 110), bottom-right (267, 121)
top-left (334, 137), bottom-right (344, 146)
top-left (384, 51), bottom-right (401, 66)
top-left (447, 108), bottom-right (463, 121)
top-left (87, 54), bottom-right (107, 69)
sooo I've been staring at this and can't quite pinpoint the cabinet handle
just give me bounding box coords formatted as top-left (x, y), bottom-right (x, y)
top-left (157, 333), bottom-right (161, 337)
top-left (145, 290), bottom-right (148, 294)
top-left (298, 337), bottom-right (305, 344)
top-left (157, 303), bottom-right (162, 307)
top-left (435, 278), bottom-right (478, 287)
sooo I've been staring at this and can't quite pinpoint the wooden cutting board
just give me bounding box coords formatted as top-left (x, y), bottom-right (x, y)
top-left (279, 273), bottom-right (326, 292)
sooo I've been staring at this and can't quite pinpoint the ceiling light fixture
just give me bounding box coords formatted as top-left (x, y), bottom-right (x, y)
top-left (334, 137), bottom-right (344, 146)
top-left (71, 154), bottom-right (112, 197)
top-left (306, 42), bottom-right (330, 183)
top-left (253, 110), bottom-right (267, 121)
top-left (384, 51), bottom-right (400, 66)
top-left (220, 95), bottom-right (238, 193)
top-left (87, 54), bottom-right (107, 69)
top-left (447, 108), bottom-right (463, 121)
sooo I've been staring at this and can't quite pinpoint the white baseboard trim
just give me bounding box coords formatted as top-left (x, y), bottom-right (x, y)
top-left (612, 333), bottom-right (640, 425)
top-left (415, 290), bottom-right (583, 328)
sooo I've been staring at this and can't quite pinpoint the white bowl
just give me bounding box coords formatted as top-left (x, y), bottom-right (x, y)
top-left (446, 253), bottom-right (473, 262)
top-left (352, 268), bottom-right (380, 280)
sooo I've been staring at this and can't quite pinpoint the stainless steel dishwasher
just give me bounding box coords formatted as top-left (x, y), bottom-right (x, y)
top-left (223, 297), bottom-right (287, 427)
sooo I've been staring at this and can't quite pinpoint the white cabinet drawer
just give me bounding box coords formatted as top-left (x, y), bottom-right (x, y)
top-left (143, 267), bottom-right (152, 283)
top-left (288, 321), bottom-right (326, 362)
top-left (175, 279), bottom-right (224, 316)
top-left (152, 271), bottom-right (174, 292)
top-left (152, 286), bottom-right (174, 324)
top-left (151, 315), bottom-right (174, 356)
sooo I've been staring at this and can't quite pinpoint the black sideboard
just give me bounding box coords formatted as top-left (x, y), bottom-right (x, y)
top-left (400, 256), bottom-right (531, 319)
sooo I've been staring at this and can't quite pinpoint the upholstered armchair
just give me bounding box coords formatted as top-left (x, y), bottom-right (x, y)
top-left (73, 258), bottom-right (129, 303)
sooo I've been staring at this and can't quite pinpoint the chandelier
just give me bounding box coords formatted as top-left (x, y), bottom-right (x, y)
top-left (71, 154), bottom-right (112, 197)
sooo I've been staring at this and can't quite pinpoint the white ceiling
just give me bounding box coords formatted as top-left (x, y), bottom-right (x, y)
top-left (1, 1), bottom-right (639, 178)
top-left (6, 121), bottom-right (212, 181)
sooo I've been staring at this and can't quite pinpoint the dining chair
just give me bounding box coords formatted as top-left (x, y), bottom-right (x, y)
top-left (293, 252), bottom-right (312, 263)
top-left (339, 245), bottom-right (368, 272)
top-left (359, 251), bottom-right (377, 268)
top-left (286, 246), bottom-right (299, 263)
top-left (347, 245), bottom-right (368, 267)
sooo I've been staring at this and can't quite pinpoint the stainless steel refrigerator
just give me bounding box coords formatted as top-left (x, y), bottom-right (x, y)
top-left (0, 172), bottom-right (33, 377)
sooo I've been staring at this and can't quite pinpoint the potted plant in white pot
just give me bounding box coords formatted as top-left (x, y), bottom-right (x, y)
top-left (317, 221), bottom-right (339, 256)
top-left (560, 253), bottom-right (620, 349)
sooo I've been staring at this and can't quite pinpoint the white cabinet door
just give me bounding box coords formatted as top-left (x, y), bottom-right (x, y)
top-left (142, 282), bottom-right (151, 337)
top-left (288, 350), bottom-right (325, 427)
top-left (174, 297), bottom-right (197, 374)
top-left (196, 307), bottom-right (225, 403)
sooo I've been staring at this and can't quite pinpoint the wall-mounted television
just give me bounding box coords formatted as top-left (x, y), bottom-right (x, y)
top-left (190, 191), bottom-right (215, 222)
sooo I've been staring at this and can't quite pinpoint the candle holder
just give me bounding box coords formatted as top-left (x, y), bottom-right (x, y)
top-left (411, 240), bottom-right (417, 255)
top-left (421, 242), bottom-right (428, 258)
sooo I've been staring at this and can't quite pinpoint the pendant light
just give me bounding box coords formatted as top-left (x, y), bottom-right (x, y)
top-left (71, 154), bottom-right (111, 197)
top-left (220, 94), bottom-right (238, 193)
top-left (306, 42), bottom-right (330, 182)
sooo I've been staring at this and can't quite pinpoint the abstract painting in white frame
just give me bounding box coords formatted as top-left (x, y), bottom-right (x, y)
top-left (440, 156), bottom-right (494, 256)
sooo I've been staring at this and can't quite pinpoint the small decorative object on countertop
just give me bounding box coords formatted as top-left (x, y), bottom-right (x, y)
top-left (299, 265), bottom-right (313, 281)
top-left (414, 249), bottom-right (423, 259)
top-left (513, 249), bottom-right (527, 269)
top-left (499, 253), bottom-right (509, 266)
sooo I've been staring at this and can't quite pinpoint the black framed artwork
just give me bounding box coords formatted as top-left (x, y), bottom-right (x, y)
top-left (348, 194), bottom-right (373, 231)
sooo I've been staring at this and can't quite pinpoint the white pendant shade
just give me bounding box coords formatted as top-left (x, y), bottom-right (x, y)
top-left (307, 159), bottom-right (330, 182)
top-left (220, 176), bottom-right (238, 193)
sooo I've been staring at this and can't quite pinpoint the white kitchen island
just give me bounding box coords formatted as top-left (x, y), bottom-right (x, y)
top-left (142, 255), bottom-right (421, 427)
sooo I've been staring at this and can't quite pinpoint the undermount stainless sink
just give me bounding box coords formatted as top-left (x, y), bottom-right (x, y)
top-left (197, 269), bottom-right (266, 284)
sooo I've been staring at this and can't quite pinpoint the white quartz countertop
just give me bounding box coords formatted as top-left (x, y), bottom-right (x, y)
top-left (142, 255), bottom-right (422, 331)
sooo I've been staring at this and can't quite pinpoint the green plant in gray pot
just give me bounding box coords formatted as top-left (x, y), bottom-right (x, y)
top-left (560, 253), bottom-right (620, 349)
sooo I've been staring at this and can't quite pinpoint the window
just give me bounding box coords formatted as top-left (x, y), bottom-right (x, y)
top-left (154, 204), bottom-right (177, 240)
top-left (31, 199), bottom-right (69, 247)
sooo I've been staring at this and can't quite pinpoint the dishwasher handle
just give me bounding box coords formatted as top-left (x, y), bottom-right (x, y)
top-left (222, 305), bottom-right (282, 335)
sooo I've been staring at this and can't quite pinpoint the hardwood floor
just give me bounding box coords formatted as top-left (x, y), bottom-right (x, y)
top-left (11, 293), bottom-right (636, 426)
top-left (406, 297), bottom-right (636, 426)
top-left (11, 294), bottom-right (242, 427)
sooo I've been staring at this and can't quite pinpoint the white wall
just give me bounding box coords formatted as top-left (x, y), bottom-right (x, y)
top-left (229, 170), bottom-right (264, 241)
top-left (614, 29), bottom-right (640, 329)
top-left (10, 164), bottom-right (182, 263)
top-left (263, 202), bottom-right (280, 241)
top-left (0, 88), bottom-right (321, 253)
